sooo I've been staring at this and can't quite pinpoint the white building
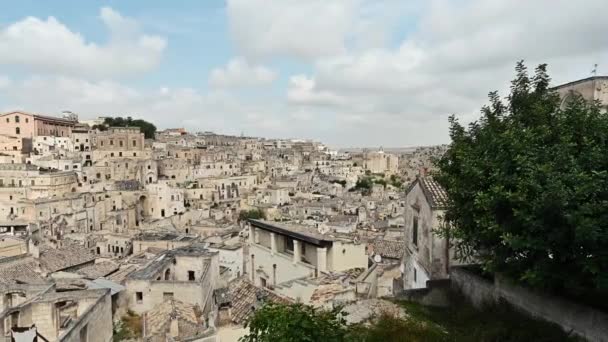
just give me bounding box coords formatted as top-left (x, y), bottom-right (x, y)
top-left (245, 219), bottom-right (367, 288)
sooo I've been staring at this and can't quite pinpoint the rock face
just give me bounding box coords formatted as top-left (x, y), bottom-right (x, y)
top-left (342, 299), bottom-right (407, 324)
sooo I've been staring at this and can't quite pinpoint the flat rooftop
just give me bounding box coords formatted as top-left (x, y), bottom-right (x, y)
top-left (249, 219), bottom-right (335, 247)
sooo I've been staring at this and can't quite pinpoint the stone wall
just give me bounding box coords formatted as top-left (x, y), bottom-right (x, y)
top-left (451, 267), bottom-right (608, 342)
top-left (59, 291), bottom-right (113, 342)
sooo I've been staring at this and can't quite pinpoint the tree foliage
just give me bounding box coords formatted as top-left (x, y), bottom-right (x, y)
top-left (240, 302), bottom-right (349, 342)
top-left (239, 208), bottom-right (266, 221)
top-left (435, 61), bottom-right (608, 292)
top-left (101, 116), bottom-right (157, 139)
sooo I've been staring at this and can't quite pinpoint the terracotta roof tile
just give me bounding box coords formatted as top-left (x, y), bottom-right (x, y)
top-left (227, 277), bottom-right (292, 324)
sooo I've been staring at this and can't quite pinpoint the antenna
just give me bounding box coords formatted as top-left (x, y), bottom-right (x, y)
top-left (592, 64), bottom-right (598, 76)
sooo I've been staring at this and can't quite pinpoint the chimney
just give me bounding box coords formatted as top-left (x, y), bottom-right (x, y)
top-left (169, 315), bottom-right (179, 338)
top-left (29, 239), bottom-right (40, 259)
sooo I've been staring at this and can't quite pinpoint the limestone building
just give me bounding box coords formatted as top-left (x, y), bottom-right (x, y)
top-left (125, 245), bottom-right (220, 315)
top-left (246, 219), bottom-right (368, 288)
top-left (402, 177), bottom-right (461, 289)
top-left (553, 75), bottom-right (608, 109)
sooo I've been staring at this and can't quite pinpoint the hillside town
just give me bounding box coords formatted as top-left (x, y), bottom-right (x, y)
top-left (0, 75), bottom-right (606, 341)
top-left (0, 103), bottom-right (453, 341)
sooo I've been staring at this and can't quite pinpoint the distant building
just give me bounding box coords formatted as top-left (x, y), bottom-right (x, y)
top-left (553, 76), bottom-right (608, 110)
top-left (0, 111), bottom-right (75, 138)
top-left (363, 149), bottom-right (399, 175)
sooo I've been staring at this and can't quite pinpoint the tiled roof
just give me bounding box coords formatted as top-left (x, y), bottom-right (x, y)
top-left (227, 277), bottom-right (292, 324)
top-left (75, 261), bottom-right (119, 279)
top-left (145, 299), bottom-right (202, 338)
top-left (39, 244), bottom-right (96, 273)
top-left (0, 255), bottom-right (46, 285)
top-left (368, 239), bottom-right (404, 260)
top-left (406, 177), bottom-right (449, 209)
top-left (104, 265), bottom-right (137, 284)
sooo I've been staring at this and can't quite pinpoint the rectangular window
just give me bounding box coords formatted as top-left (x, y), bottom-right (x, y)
top-left (163, 292), bottom-right (174, 301)
top-left (110, 140), bottom-right (114, 145)
top-left (79, 324), bottom-right (88, 342)
top-left (412, 216), bottom-right (419, 247)
top-left (15, 127), bottom-right (20, 135)
top-left (14, 116), bottom-right (19, 123)
top-left (136, 292), bottom-right (143, 304)
top-left (119, 140), bottom-right (123, 147)
top-left (285, 237), bottom-right (294, 253)
top-left (260, 277), bottom-right (267, 288)
top-left (132, 140), bottom-right (137, 147)
top-left (188, 271), bottom-right (195, 281)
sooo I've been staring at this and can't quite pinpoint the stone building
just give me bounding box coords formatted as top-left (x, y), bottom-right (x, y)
top-left (125, 245), bottom-right (220, 315)
top-left (0, 134), bottom-right (31, 164)
top-left (0, 288), bottom-right (113, 342)
top-left (246, 219), bottom-right (367, 288)
top-left (91, 127), bottom-right (148, 160)
top-left (362, 150), bottom-right (399, 175)
top-left (402, 177), bottom-right (460, 289)
top-left (553, 75), bottom-right (608, 109)
top-left (0, 164), bottom-right (78, 202)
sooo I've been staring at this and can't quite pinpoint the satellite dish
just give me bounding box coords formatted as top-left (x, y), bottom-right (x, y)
top-left (373, 254), bottom-right (382, 263)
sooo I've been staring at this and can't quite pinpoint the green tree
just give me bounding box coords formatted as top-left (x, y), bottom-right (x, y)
top-left (435, 61), bottom-right (608, 292)
top-left (101, 116), bottom-right (157, 139)
top-left (239, 209), bottom-right (266, 221)
top-left (240, 302), bottom-right (349, 342)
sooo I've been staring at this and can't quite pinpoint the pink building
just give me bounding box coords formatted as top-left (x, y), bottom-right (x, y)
top-left (0, 111), bottom-right (75, 138)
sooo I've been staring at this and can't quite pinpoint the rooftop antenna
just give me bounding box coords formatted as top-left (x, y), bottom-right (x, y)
top-left (592, 63), bottom-right (598, 76)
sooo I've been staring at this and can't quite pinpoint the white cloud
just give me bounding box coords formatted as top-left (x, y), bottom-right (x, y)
top-left (285, 0), bottom-right (608, 141)
top-left (209, 57), bottom-right (277, 88)
top-left (287, 75), bottom-right (345, 106)
top-left (226, 0), bottom-right (355, 60)
top-left (0, 7), bottom-right (166, 78)
top-left (3, 0), bottom-right (608, 148)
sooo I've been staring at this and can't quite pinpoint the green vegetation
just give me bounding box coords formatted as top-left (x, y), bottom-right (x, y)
top-left (389, 174), bottom-right (402, 188)
top-left (384, 299), bottom-right (580, 342)
top-left (92, 116), bottom-right (157, 139)
top-left (241, 302), bottom-right (349, 342)
top-left (351, 175), bottom-right (392, 193)
top-left (113, 310), bottom-right (142, 341)
top-left (241, 300), bottom-right (578, 342)
top-left (238, 208), bottom-right (266, 221)
top-left (436, 61), bottom-right (608, 294)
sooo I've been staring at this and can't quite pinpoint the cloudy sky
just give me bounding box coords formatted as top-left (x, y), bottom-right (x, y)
top-left (1, 0), bottom-right (607, 147)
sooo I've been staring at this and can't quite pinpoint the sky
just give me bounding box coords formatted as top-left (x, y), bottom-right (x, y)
top-left (0, 0), bottom-right (607, 147)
